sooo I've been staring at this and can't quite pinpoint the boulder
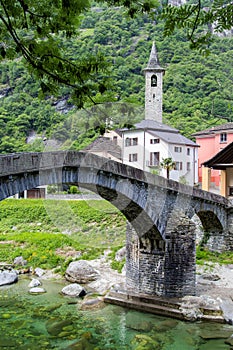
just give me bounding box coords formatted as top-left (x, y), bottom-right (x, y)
top-left (46, 319), bottom-right (73, 336)
top-left (65, 260), bottom-right (99, 283)
top-left (201, 273), bottom-right (221, 281)
top-left (180, 295), bottom-right (223, 322)
top-left (115, 247), bottom-right (126, 262)
top-left (13, 256), bottom-right (27, 266)
top-left (61, 283), bottom-right (86, 297)
top-left (80, 297), bottom-right (105, 310)
top-left (28, 278), bottom-right (41, 288)
top-left (0, 270), bottom-right (18, 286)
top-left (34, 267), bottom-right (45, 277)
top-left (29, 287), bottom-right (46, 294)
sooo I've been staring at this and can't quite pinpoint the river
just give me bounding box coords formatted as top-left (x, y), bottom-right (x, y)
top-left (0, 276), bottom-right (232, 350)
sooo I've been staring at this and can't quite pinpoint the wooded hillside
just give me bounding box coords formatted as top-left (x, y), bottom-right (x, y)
top-left (0, 3), bottom-right (232, 153)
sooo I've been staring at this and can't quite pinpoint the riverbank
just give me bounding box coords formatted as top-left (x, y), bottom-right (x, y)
top-left (1, 198), bottom-right (233, 325)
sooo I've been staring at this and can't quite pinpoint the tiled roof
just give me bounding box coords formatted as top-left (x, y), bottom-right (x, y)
top-left (83, 137), bottom-right (121, 159)
top-left (192, 123), bottom-right (233, 136)
top-left (134, 119), bottom-right (178, 132)
top-left (143, 42), bottom-right (164, 71)
top-left (121, 119), bottom-right (197, 146)
top-left (148, 130), bottom-right (198, 147)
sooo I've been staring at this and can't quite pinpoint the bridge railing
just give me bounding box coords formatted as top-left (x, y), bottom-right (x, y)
top-left (0, 151), bottom-right (229, 207)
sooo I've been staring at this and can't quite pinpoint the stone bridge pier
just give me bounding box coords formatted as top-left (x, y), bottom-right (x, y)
top-left (126, 211), bottom-right (196, 298)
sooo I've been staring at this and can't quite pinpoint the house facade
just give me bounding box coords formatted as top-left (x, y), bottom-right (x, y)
top-left (122, 119), bottom-right (198, 184)
top-left (193, 123), bottom-right (233, 188)
top-left (120, 42), bottom-right (199, 185)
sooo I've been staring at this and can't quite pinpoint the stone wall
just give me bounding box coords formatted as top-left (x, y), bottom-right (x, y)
top-left (126, 213), bottom-right (196, 298)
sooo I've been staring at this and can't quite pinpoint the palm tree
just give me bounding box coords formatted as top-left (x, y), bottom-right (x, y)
top-left (160, 157), bottom-right (176, 180)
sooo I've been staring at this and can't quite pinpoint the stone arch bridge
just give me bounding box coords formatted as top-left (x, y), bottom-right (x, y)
top-left (0, 151), bottom-right (232, 297)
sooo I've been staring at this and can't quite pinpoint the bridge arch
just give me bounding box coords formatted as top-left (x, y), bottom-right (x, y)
top-left (197, 210), bottom-right (223, 232)
top-left (0, 151), bottom-right (230, 297)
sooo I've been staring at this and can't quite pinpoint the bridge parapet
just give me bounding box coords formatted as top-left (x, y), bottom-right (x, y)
top-left (0, 151), bottom-right (229, 208)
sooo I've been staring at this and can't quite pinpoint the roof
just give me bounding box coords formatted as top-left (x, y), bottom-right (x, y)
top-left (143, 42), bottom-right (165, 72)
top-left (83, 136), bottom-right (122, 160)
top-left (202, 142), bottom-right (233, 169)
top-left (192, 122), bottom-right (233, 137)
top-left (148, 130), bottom-right (198, 147)
top-left (130, 119), bottom-right (178, 133)
top-left (121, 119), bottom-right (198, 147)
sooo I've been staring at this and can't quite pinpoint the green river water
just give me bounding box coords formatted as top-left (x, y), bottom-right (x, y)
top-left (0, 277), bottom-right (232, 350)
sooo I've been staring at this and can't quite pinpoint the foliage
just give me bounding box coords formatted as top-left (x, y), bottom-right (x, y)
top-left (68, 185), bottom-right (80, 194)
top-left (160, 157), bottom-right (176, 179)
top-left (196, 246), bottom-right (233, 265)
top-left (0, 0), bottom-right (111, 107)
top-left (0, 3), bottom-right (232, 153)
top-left (160, 0), bottom-right (233, 53)
top-left (111, 258), bottom-right (125, 273)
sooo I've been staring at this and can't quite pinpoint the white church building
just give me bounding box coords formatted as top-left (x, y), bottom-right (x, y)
top-left (121, 42), bottom-right (199, 185)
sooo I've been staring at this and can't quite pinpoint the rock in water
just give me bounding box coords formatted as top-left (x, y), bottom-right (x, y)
top-left (0, 270), bottom-right (18, 286)
top-left (65, 260), bottom-right (99, 283)
top-left (61, 283), bottom-right (86, 297)
top-left (28, 279), bottom-right (41, 288)
top-left (34, 267), bottom-right (45, 277)
top-left (29, 287), bottom-right (46, 294)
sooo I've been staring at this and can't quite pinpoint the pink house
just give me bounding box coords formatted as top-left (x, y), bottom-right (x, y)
top-left (193, 123), bottom-right (233, 188)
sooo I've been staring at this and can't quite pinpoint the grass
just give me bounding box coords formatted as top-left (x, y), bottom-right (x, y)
top-left (1, 199), bottom-right (231, 275)
top-left (196, 246), bottom-right (233, 265)
top-left (0, 199), bottom-right (126, 274)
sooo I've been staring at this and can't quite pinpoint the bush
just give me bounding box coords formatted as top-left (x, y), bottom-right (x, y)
top-left (68, 185), bottom-right (80, 194)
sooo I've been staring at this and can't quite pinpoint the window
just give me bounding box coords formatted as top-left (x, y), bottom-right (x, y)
top-left (125, 138), bottom-right (130, 147)
top-left (187, 148), bottom-right (190, 156)
top-left (149, 152), bottom-right (160, 166)
top-left (174, 146), bottom-right (182, 153)
top-left (187, 162), bottom-right (191, 171)
top-left (151, 74), bottom-right (157, 87)
top-left (220, 133), bottom-right (227, 143)
top-left (125, 137), bottom-right (138, 146)
top-left (129, 153), bottom-right (138, 162)
top-left (175, 162), bottom-right (183, 170)
top-left (113, 136), bottom-right (117, 145)
top-left (150, 138), bottom-right (160, 144)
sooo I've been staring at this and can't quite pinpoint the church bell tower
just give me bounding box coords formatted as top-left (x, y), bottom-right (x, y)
top-left (143, 42), bottom-right (165, 122)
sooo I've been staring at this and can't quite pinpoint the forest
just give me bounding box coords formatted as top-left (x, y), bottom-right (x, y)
top-left (0, 2), bottom-right (232, 153)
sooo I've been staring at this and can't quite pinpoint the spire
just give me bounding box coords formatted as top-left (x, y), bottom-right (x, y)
top-left (143, 42), bottom-right (165, 122)
top-left (144, 41), bottom-right (164, 71)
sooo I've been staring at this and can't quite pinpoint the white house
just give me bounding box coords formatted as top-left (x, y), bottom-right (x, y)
top-left (121, 42), bottom-right (199, 185)
top-left (122, 119), bottom-right (198, 184)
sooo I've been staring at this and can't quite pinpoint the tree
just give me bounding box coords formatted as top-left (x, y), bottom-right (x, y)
top-left (0, 0), bottom-right (232, 108)
top-left (160, 0), bottom-right (233, 53)
top-left (0, 0), bottom-right (155, 107)
top-left (160, 157), bottom-right (176, 180)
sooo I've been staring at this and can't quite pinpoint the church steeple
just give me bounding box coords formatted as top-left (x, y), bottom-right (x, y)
top-left (143, 42), bottom-right (165, 122)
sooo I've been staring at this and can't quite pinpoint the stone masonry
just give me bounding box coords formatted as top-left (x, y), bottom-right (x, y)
top-left (0, 151), bottom-right (232, 297)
